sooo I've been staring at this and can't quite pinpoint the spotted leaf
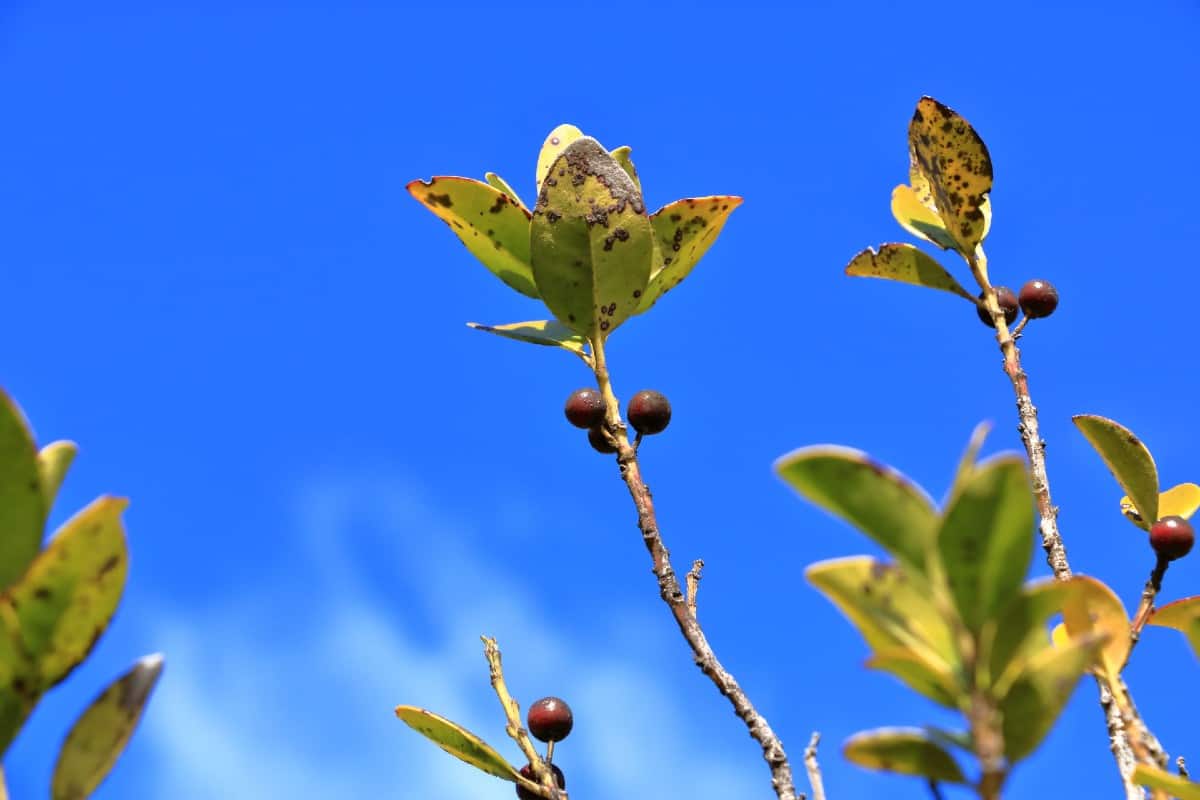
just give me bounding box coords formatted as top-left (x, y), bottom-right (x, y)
top-left (0, 600), bottom-right (38, 756)
top-left (466, 320), bottom-right (588, 359)
top-left (9, 496), bottom-right (129, 688)
top-left (530, 137), bottom-right (653, 339)
top-left (535, 124), bottom-right (583, 194)
top-left (51, 653), bottom-right (164, 800)
top-left (407, 177), bottom-right (538, 299)
top-left (908, 97), bottom-right (994, 255)
top-left (484, 172), bottom-right (528, 213)
top-left (0, 389), bottom-right (46, 593)
top-left (844, 728), bottom-right (967, 783)
top-left (845, 243), bottom-right (973, 301)
top-left (1073, 414), bottom-right (1159, 531)
top-left (395, 706), bottom-right (518, 781)
top-left (635, 197), bottom-right (742, 314)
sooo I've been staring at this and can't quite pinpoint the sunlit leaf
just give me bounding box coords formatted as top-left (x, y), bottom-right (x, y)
top-left (530, 137), bottom-right (652, 339)
top-left (843, 728), bottom-right (967, 783)
top-left (986, 578), bottom-right (1075, 696)
top-left (37, 441), bottom-right (78, 511)
top-left (535, 124), bottom-right (583, 194)
top-left (0, 389), bottom-right (46, 593)
top-left (890, 184), bottom-right (959, 251)
top-left (866, 648), bottom-right (961, 709)
top-left (609, 146), bottom-right (640, 191)
top-left (484, 172), bottom-right (528, 212)
top-left (806, 557), bottom-right (960, 673)
top-left (845, 243), bottom-right (973, 301)
top-left (1060, 575), bottom-right (1130, 680)
top-left (1132, 764), bottom-right (1200, 800)
top-left (635, 196), bottom-right (742, 314)
top-left (776, 446), bottom-right (938, 574)
top-left (395, 706), bottom-right (518, 781)
top-left (907, 97), bottom-right (994, 255)
top-left (1121, 482), bottom-right (1200, 527)
top-left (1073, 414), bottom-right (1158, 531)
top-left (1148, 595), bottom-right (1200, 660)
top-left (51, 653), bottom-right (164, 800)
top-left (407, 176), bottom-right (538, 299)
top-left (1000, 632), bottom-right (1107, 761)
top-left (9, 496), bottom-right (129, 687)
top-left (937, 455), bottom-right (1033, 632)
top-left (0, 600), bottom-right (38, 756)
top-left (466, 320), bottom-right (588, 359)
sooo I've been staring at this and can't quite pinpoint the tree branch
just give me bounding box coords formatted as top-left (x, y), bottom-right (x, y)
top-left (804, 732), bottom-right (827, 800)
top-left (590, 337), bottom-right (799, 800)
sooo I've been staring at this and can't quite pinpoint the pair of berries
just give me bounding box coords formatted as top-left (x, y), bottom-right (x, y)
top-left (516, 697), bottom-right (573, 799)
top-left (976, 279), bottom-right (1059, 327)
top-left (564, 388), bottom-right (672, 453)
top-left (1150, 515), bottom-right (1194, 562)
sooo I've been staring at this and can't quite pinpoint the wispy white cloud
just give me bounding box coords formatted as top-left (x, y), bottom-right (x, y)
top-left (142, 473), bottom-right (763, 800)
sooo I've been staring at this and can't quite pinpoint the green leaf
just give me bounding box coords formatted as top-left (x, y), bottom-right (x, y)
top-left (635, 197), bottom-right (742, 314)
top-left (775, 446), bottom-right (938, 574)
top-left (0, 389), bottom-right (47, 593)
top-left (843, 728), bottom-right (967, 783)
top-left (395, 705), bottom-right (518, 781)
top-left (0, 601), bottom-right (38, 757)
top-left (530, 137), bottom-right (653, 339)
top-left (466, 320), bottom-right (588, 359)
top-left (986, 578), bottom-right (1074, 696)
top-left (1000, 632), bottom-right (1106, 761)
top-left (937, 455), bottom-right (1033, 632)
top-left (1148, 595), bottom-right (1200, 660)
top-left (484, 172), bottom-right (528, 212)
top-left (1121, 482), bottom-right (1200, 527)
top-left (10, 496), bottom-right (129, 688)
top-left (51, 653), bottom-right (164, 800)
top-left (38, 441), bottom-right (78, 510)
top-left (844, 243), bottom-right (973, 301)
top-left (1073, 414), bottom-right (1159, 531)
top-left (1132, 765), bottom-right (1200, 800)
top-left (907, 97), bottom-right (994, 255)
top-left (609, 146), bottom-right (641, 192)
top-left (535, 124), bottom-right (583, 194)
top-left (866, 648), bottom-right (961, 709)
top-left (806, 557), bottom-right (960, 675)
top-left (946, 421), bottom-right (992, 504)
top-left (407, 176), bottom-right (539, 299)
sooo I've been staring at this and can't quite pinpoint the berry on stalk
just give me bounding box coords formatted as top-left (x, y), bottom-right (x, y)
top-left (516, 763), bottom-right (566, 800)
top-left (627, 390), bottom-right (672, 435)
top-left (527, 696), bottom-right (573, 743)
top-left (564, 388), bottom-right (605, 429)
top-left (976, 287), bottom-right (1019, 327)
top-left (1150, 515), bottom-right (1194, 561)
top-left (588, 427), bottom-right (617, 454)
top-left (1018, 279), bottom-right (1059, 319)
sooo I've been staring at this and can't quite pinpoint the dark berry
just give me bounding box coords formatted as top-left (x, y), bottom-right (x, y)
top-left (627, 390), bottom-right (671, 435)
top-left (1150, 515), bottom-right (1194, 561)
top-left (976, 287), bottom-right (1019, 327)
top-left (587, 427), bottom-right (617, 454)
top-left (516, 763), bottom-right (566, 800)
top-left (527, 696), bottom-right (573, 742)
top-left (564, 388), bottom-right (605, 429)
top-left (1018, 279), bottom-right (1059, 319)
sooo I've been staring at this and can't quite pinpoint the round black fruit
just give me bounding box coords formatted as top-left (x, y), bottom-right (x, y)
top-left (527, 696), bottom-right (574, 743)
top-left (516, 763), bottom-right (566, 800)
top-left (588, 427), bottom-right (617, 454)
top-left (1018, 279), bottom-right (1059, 319)
top-left (976, 287), bottom-right (1019, 327)
top-left (1150, 515), bottom-right (1195, 561)
top-left (564, 388), bottom-right (605, 429)
top-left (627, 390), bottom-right (672, 435)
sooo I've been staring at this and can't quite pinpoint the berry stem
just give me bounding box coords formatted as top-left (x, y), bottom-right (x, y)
top-left (1128, 556), bottom-right (1169, 657)
top-left (588, 334), bottom-right (799, 800)
top-left (966, 249), bottom-right (1166, 796)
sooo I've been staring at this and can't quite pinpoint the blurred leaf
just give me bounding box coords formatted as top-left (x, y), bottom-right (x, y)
top-left (890, 184), bottom-right (959, 251)
top-left (530, 137), bottom-right (652, 339)
top-left (776, 446), bottom-right (938, 574)
top-left (10, 496), bottom-right (129, 688)
top-left (466, 320), bottom-right (588, 359)
top-left (37, 441), bottom-right (78, 511)
top-left (806, 557), bottom-right (960, 674)
top-left (51, 653), bottom-right (164, 800)
top-left (866, 648), bottom-right (961, 709)
top-left (938, 455), bottom-right (1033, 632)
top-left (395, 706), bottom-right (518, 781)
top-left (922, 726), bottom-right (973, 755)
top-left (0, 600), bottom-right (37, 756)
top-left (843, 728), bottom-right (967, 783)
top-left (609, 146), bottom-right (641, 191)
top-left (406, 176), bottom-right (539, 299)
top-left (986, 578), bottom-right (1074, 695)
top-left (535, 124), bottom-right (584, 194)
top-left (0, 389), bottom-right (46, 593)
top-left (907, 97), bottom-right (994, 255)
top-left (1000, 632), bottom-right (1107, 761)
top-left (1061, 575), bottom-right (1131, 680)
top-left (945, 422), bottom-right (992, 505)
top-left (1148, 595), bottom-right (1200, 660)
top-left (1132, 765), bottom-right (1200, 800)
top-left (0, 765), bottom-right (6, 800)
top-left (1122, 482), bottom-right (1200, 527)
top-left (636, 197), bottom-right (742, 314)
top-left (1073, 414), bottom-right (1159, 531)
top-left (484, 172), bottom-right (528, 212)
top-left (845, 243), bottom-right (973, 301)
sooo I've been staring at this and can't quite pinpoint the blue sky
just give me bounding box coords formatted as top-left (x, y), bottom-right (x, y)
top-left (2, 2), bottom-right (1199, 798)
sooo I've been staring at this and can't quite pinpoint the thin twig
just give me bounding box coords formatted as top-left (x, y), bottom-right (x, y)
top-left (590, 337), bottom-right (798, 800)
top-left (1128, 557), bottom-right (1169, 656)
top-left (686, 559), bottom-right (705, 619)
top-left (970, 252), bottom-right (1165, 799)
top-left (481, 636), bottom-right (567, 800)
top-left (804, 732), bottom-right (827, 800)
top-left (1178, 756), bottom-right (1189, 778)
top-left (927, 780), bottom-right (946, 800)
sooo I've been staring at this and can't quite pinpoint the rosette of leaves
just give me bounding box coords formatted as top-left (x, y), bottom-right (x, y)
top-left (407, 124), bottom-right (741, 362)
top-left (0, 388), bottom-right (162, 799)
top-left (775, 424), bottom-right (1114, 795)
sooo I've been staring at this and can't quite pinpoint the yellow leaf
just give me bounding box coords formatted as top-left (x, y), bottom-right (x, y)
top-left (1061, 576), bottom-right (1130, 680)
top-left (535, 124), bottom-right (583, 194)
